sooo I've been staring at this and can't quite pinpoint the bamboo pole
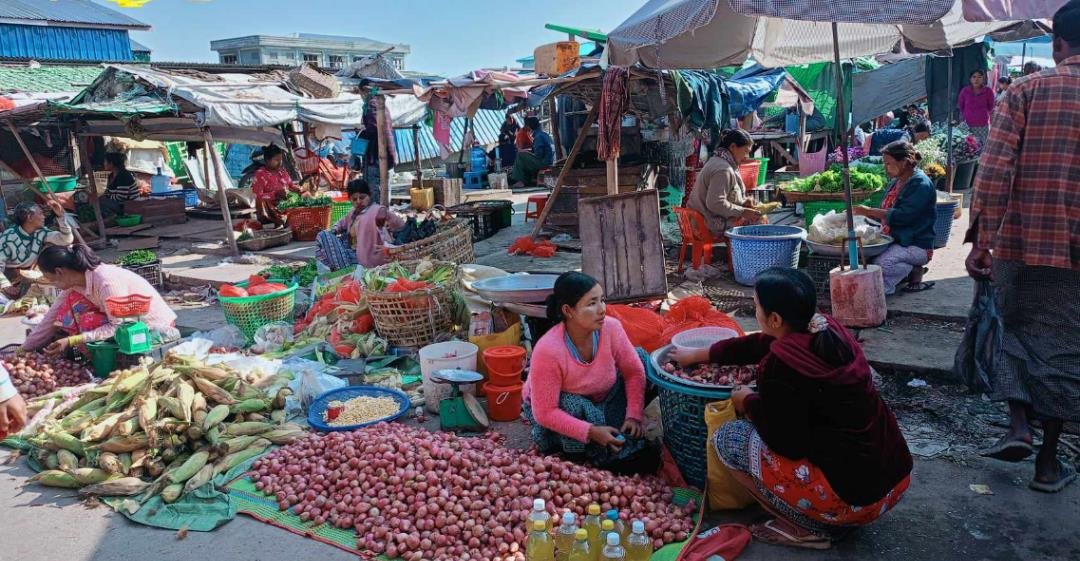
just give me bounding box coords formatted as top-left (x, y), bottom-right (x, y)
top-left (76, 133), bottom-right (108, 246)
top-left (531, 101), bottom-right (600, 239)
top-left (373, 95), bottom-right (390, 204)
top-left (202, 129), bottom-right (239, 256)
top-left (605, 159), bottom-right (619, 196)
top-left (548, 97), bottom-right (564, 161)
top-left (412, 123), bottom-right (423, 176)
top-left (5, 121), bottom-right (86, 246)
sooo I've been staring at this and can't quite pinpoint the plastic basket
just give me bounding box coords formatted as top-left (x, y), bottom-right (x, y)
top-left (184, 188), bottom-right (199, 208)
top-left (219, 280), bottom-right (299, 341)
top-left (87, 340), bottom-right (118, 378)
top-left (285, 205), bottom-right (331, 241)
top-left (329, 200), bottom-right (352, 227)
top-left (448, 203), bottom-right (499, 241)
top-left (106, 294), bottom-right (153, 318)
top-left (475, 200), bottom-right (514, 229)
top-left (307, 385), bottom-right (411, 432)
top-left (806, 252), bottom-right (843, 303)
top-left (738, 161), bottom-right (762, 189)
top-left (751, 157), bottom-right (769, 185)
top-left (726, 225), bottom-right (806, 286)
top-left (933, 200), bottom-right (959, 249)
top-left (671, 327), bottom-right (739, 354)
top-left (803, 201), bottom-right (849, 229)
top-left (115, 215), bottom-right (142, 228)
top-left (122, 260), bottom-right (163, 290)
top-left (350, 137), bottom-right (370, 157)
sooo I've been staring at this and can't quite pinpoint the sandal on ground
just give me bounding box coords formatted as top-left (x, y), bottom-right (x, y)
top-left (750, 519), bottom-right (831, 550)
top-left (1029, 460), bottom-right (1078, 493)
top-left (903, 281), bottom-right (936, 293)
top-left (980, 437), bottom-right (1034, 462)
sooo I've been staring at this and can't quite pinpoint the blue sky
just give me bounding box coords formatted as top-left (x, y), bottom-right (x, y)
top-left (121, 0), bottom-right (632, 75)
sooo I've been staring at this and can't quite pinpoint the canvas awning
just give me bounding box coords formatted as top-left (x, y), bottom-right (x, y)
top-left (961, 0), bottom-right (1068, 21)
top-left (851, 56), bottom-right (927, 125)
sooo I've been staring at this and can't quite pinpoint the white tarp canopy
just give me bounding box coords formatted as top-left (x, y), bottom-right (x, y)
top-left (605, 0), bottom-right (1041, 68)
top-left (962, 0), bottom-right (1068, 21)
top-left (77, 117), bottom-right (285, 146)
top-left (103, 64), bottom-right (367, 129)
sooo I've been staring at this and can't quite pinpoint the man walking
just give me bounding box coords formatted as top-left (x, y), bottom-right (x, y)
top-left (966, 0), bottom-right (1080, 492)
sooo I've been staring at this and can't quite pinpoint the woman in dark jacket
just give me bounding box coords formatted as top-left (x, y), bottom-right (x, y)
top-left (672, 268), bottom-right (912, 550)
top-left (854, 141), bottom-right (937, 294)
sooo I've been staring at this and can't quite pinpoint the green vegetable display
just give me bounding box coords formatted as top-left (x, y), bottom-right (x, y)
top-left (116, 250), bottom-right (158, 267)
top-left (782, 164), bottom-right (886, 194)
top-left (277, 193), bottom-right (332, 211)
top-left (361, 259), bottom-right (456, 292)
top-left (258, 260), bottom-right (318, 287)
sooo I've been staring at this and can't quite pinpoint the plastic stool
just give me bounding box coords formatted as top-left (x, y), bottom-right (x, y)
top-left (525, 194), bottom-right (549, 222)
top-left (464, 171), bottom-right (486, 189)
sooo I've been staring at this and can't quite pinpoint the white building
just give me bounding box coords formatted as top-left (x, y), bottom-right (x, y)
top-left (210, 33), bottom-right (409, 70)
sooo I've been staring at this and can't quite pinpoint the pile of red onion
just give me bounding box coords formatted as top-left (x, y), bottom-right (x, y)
top-left (1, 353), bottom-right (92, 399)
top-left (661, 362), bottom-right (757, 386)
top-left (251, 424), bottom-right (695, 561)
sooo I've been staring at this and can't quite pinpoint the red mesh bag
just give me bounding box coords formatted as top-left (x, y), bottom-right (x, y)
top-left (659, 296), bottom-right (744, 346)
top-left (607, 305), bottom-right (666, 352)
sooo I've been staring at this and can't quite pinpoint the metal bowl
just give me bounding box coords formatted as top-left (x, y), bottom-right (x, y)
top-left (649, 345), bottom-right (757, 391)
top-left (805, 235), bottom-right (894, 258)
top-left (471, 274), bottom-right (560, 303)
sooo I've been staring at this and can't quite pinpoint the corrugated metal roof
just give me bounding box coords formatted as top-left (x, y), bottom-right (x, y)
top-left (0, 0), bottom-right (150, 30)
top-left (0, 64), bottom-right (102, 93)
top-left (393, 108), bottom-right (508, 166)
top-left (129, 38), bottom-right (150, 53)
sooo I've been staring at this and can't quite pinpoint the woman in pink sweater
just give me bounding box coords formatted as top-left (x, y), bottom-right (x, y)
top-left (522, 272), bottom-right (657, 473)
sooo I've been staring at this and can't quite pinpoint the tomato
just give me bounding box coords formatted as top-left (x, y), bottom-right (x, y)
top-left (219, 284), bottom-right (248, 298)
top-left (248, 275), bottom-right (267, 287)
top-left (247, 282), bottom-right (289, 296)
top-left (334, 344), bottom-right (355, 357)
top-left (351, 314), bottom-right (374, 334)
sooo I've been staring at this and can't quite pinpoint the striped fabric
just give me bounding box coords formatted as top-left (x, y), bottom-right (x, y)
top-left (968, 56), bottom-right (1080, 271)
top-left (728, 0), bottom-right (954, 24)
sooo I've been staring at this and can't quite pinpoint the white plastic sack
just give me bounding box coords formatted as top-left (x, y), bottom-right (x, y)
top-left (808, 211), bottom-right (882, 245)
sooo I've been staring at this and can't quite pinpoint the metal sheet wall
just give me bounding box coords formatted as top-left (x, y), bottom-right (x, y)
top-left (0, 24), bottom-right (133, 62)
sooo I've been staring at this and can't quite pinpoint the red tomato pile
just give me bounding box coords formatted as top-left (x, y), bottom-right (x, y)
top-left (219, 275), bottom-right (290, 298)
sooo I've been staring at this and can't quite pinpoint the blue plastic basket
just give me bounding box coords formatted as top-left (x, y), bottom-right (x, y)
top-left (933, 200), bottom-right (959, 249)
top-left (183, 188), bottom-right (199, 208)
top-left (647, 346), bottom-right (732, 490)
top-left (307, 385), bottom-right (411, 432)
top-left (726, 225), bottom-right (807, 286)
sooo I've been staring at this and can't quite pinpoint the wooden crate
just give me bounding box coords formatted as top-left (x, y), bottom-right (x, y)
top-left (579, 190), bottom-right (668, 303)
top-left (412, 178), bottom-right (462, 208)
top-left (124, 198), bottom-right (187, 226)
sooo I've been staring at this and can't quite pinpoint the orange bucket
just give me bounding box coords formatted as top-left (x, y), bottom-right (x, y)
top-left (483, 346), bottom-right (526, 378)
top-left (483, 382), bottom-right (523, 422)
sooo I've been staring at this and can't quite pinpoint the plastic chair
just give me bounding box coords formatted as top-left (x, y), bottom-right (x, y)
top-left (799, 145), bottom-right (828, 177)
top-left (673, 207), bottom-right (732, 273)
top-left (524, 194), bottom-right (549, 222)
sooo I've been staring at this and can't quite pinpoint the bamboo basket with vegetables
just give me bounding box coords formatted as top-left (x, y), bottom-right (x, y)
top-left (361, 259), bottom-right (465, 349)
top-left (780, 164), bottom-right (886, 204)
top-left (386, 218), bottom-right (474, 265)
top-left (279, 194), bottom-right (332, 242)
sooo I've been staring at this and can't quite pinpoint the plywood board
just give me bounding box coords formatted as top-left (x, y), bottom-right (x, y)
top-left (105, 224), bottom-right (153, 236)
top-left (118, 237), bottom-right (160, 251)
top-left (579, 190), bottom-right (667, 303)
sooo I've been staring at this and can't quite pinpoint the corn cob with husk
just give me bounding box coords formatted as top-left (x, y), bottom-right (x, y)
top-left (118, 452), bottom-right (132, 475)
top-left (220, 435), bottom-right (260, 455)
top-left (189, 377), bottom-right (236, 405)
top-left (96, 434), bottom-right (148, 453)
top-left (214, 439), bottom-right (269, 476)
top-left (57, 449), bottom-right (79, 472)
top-left (97, 452), bottom-right (123, 475)
top-left (202, 404), bottom-right (230, 432)
top-left (30, 470), bottom-right (81, 488)
top-left (192, 392), bottom-right (207, 416)
top-left (182, 464), bottom-right (214, 495)
top-left (49, 430), bottom-right (87, 456)
top-left (137, 396), bottom-right (157, 433)
top-left (232, 381), bottom-right (262, 401)
top-left (261, 427), bottom-right (306, 445)
top-left (168, 450), bottom-right (210, 484)
top-left (160, 483), bottom-right (184, 503)
top-left (70, 467), bottom-right (112, 485)
top-left (231, 398), bottom-right (269, 414)
top-left (82, 413), bottom-right (123, 442)
top-left (78, 477), bottom-right (149, 497)
top-left (271, 388), bottom-right (291, 410)
top-left (177, 381), bottom-right (195, 422)
top-left (113, 417), bottom-right (140, 437)
top-left (224, 422), bottom-right (273, 437)
top-left (44, 452), bottom-right (60, 470)
top-left (158, 397), bottom-right (186, 421)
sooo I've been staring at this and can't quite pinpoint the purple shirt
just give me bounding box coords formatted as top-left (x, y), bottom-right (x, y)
top-left (957, 86), bottom-right (996, 128)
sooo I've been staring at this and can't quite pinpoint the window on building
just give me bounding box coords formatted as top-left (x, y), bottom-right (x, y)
top-left (391, 58), bottom-right (404, 70)
top-left (221, 54), bottom-right (238, 65)
top-left (329, 55), bottom-right (346, 69)
top-left (303, 53), bottom-right (320, 64)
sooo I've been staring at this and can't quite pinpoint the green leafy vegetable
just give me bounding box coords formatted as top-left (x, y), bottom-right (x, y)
top-left (277, 193), bottom-right (332, 211)
top-left (116, 250), bottom-right (158, 267)
top-left (258, 260), bottom-right (319, 286)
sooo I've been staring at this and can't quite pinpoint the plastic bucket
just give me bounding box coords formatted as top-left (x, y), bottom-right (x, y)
top-left (671, 327), bottom-right (739, 354)
top-left (87, 340), bottom-right (119, 378)
top-left (483, 382), bottom-right (523, 422)
top-left (419, 341), bottom-right (479, 413)
top-left (482, 346), bottom-right (526, 379)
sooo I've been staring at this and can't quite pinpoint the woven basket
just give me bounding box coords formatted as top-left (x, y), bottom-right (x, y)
top-left (219, 280), bottom-right (298, 341)
top-left (780, 189), bottom-right (877, 204)
top-left (285, 205), bottom-right (331, 242)
top-left (287, 63), bottom-right (341, 99)
top-left (363, 260), bottom-right (461, 349)
top-left (387, 219), bottom-right (475, 265)
top-left (726, 225), bottom-right (806, 286)
top-left (237, 229), bottom-right (293, 252)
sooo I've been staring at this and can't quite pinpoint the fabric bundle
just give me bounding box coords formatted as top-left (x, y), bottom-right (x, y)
top-left (597, 66), bottom-right (630, 161)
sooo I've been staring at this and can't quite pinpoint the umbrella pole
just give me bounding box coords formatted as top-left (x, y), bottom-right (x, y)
top-left (831, 23), bottom-right (858, 270)
top-left (946, 55), bottom-right (955, 193)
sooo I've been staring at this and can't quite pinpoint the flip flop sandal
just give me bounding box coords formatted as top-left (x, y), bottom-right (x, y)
top-left (1029, 460), bottom-right (1078, 493)
top-left (750, 520), bottom-right (832, 550)
top-left (980, 438), bottom-right (1035, 462)
top-left (903, 281), bottom-right (936, 293)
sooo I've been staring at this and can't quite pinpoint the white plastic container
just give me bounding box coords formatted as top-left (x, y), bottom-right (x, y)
top-left (671, 327), bottom-right (739, 354)
top-left (419, 341), bottom-right (479, 413)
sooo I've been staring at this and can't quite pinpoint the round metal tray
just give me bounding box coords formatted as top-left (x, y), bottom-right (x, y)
top-left (471, 274), bottom-right (559, 303)
top-left (649, 345), bottom-right (757, 391)
top-left (805, 235), bottom-right (894, 258)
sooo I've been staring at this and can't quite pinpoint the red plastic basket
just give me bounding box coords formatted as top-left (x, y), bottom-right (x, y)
top-left (738, 161), bottom-right (762, 189)
top-left (285, 205), bottom-right (332, 241)
top-left (293, 148), bottom-right (321, 175)
top-left (106, 295), bottom-right (152, 318)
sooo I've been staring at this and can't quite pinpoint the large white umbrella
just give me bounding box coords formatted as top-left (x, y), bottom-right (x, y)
top-left (961, 0), bottom-right (1068, 21)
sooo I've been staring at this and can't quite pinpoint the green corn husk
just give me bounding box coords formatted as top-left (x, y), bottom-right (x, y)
top-left (192, 392), bottom-right (207, 416)
top-left (78, 477), bottom-right (149, 497)
top-left (231, 399), bottom-right (268, 414)
top-left (161, 483), bottom-right (184, 503)
top-left (118, 452), bottom-right (132, 475)
top-left (83, 413), bottom-right (123, 442)
top-left (261, 428), bottom-right (306, 445)
top-left (215, 441), bottom-right (269, 475)
top-left (205, 426), bottom-right (221, 445)
top-left (190, 377), bottom-right (236, 405)
top-left (177, 381), bottom-right (195, 422)
top-left (49, 431), bottom-right (87, 456)
top-left (114, 417), bottom-right (141, 437)
top-left (182, 464), bottom-right (214, 495)
top-left (221, 435), bottom-right (259, 455)
top-left (44, 452), bottom-right (60, 470)
top-left (167, 451), bottom-right (210, 484)
top-left (71, 467), bottom-right (112, 485)
top-left (97, 452), bottom-right (123, 475)
top-left (30, 470), bottom-right (81, 488)
top-left (57, 449), bottom-right (79, 472)
top-left (270, 409), bottom-right (285, 424)
top-left (158, 397), bottom-right (186, 421)
top-left (115, 368), bottom-right (149, 394)
top-left (96, 434), bottom-right (149, 453)
top-left (138, 397), bottom-right (158, 433)
top-left (224, 422), bottom-right (273, 437)
top-left (202, 404), bottom-right (230, 432)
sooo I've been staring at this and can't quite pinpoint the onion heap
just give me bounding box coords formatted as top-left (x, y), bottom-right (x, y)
top-left (1, 352), bottom-right (92, 399)
top-left (661, 362), bottom-right (757, 386)
top-left (251, 424), bottom-right (695, 561)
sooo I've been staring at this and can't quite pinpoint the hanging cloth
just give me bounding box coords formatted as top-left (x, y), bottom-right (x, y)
top-left (597, 66), bottom-right (630, 161)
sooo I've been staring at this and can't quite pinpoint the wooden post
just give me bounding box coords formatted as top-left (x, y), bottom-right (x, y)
top-left (6, 121), bottom-right (86, 245)
top-left (531, 101), bottom-right (599, 239)
top-left (548, 97), bottom-right (564, 161)
top-left (76, 135), bottom-right (109, 245)
top-left (411, 123), bottom-right (423, 177)
top-left (373, 95), bottom-right (390, 204)
top-left (605, 159), bottom-right (619, 196)
top-left (202, 145), bottom-right (212, 190)
top-left (202, 129), bottom-right (239, 256)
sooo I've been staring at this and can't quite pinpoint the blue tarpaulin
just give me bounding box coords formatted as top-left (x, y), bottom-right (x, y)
top-left (726, 66), bottom-right (788, 118)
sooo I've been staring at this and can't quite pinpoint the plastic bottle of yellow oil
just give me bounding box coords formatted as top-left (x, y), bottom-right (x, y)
top-left (605, 510), bottom-right (628, 542)
top-left (555, 512), bottom-right (578, 561)
top-left (601, 533), bottom-right (626, 561)
top-left (529, 498), bottom-right (553, 532)
top-left (527, 519), bottom-right (556, 561)
top-left (583, 503), bottom-right (603, 560)
top-left (568, 528), bottom-right (592, 561)
top-left (625, 520), bottom-right (653, 561)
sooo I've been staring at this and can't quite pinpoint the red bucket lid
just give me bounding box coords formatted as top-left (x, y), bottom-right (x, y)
top-left (483, 346), bottom-right (526, 359)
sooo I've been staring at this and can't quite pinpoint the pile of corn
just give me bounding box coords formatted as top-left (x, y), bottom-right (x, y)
top-left (325, 395), bottom-right (400, 427)
top-left (21, 356), bottom-right (306, 508)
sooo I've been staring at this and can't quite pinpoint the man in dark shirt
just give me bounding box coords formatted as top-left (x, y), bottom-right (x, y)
top-left (510, 116), bottom-right (555, 187)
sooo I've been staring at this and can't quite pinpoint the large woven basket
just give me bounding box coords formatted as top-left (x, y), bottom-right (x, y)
top-left (387, 219), bottom-right (475, 265)
top-left (237, 228), bottom-right (293, 252)
top-left (726, 225), bottom-right (806, 286)
top-left (219, 280), bottom-right (298, 341)
top-left (363, 260), bottom-right (461, 349)
top-left (780, 189), bottom-right (877, 204)
top-left (285, 205), bottom-right (331, 242)
top-left (287, 63), bottom-right (341, 99)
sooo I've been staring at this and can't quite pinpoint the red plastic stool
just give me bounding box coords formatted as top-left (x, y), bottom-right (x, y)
top-left (672, 207), bottom-right (734, 274)
top-left (525, 194), bottom-right (549, 222)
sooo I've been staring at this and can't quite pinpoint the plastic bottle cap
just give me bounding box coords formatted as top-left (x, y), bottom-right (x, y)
top-left (588, 504), bottom-right (601, 515)
top-left (534, 520), bottom-right (547, 531)
top-left (632, 520), bottom-right (645, 534)
top-left (562, 512), bottom-right (576, 524)
top-left (606, 509), bottom-right (619, 520)
top-left (576, 529), bottom-right (588, 540)
top-left (602, 520), bottom-right (614, 531)
top-left (607, 533), bottom-right (620, 546)
top-left (533, 498), bottom-right (546, 511)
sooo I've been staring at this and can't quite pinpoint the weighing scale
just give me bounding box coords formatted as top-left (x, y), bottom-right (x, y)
top-left (430, 369), bottom-right (489, 432)
top-left (107, 295), bottom-right (153, 355)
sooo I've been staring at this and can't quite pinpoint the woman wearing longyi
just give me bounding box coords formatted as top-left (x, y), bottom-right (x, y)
top-left (522, 272), bottom-right (658, 474)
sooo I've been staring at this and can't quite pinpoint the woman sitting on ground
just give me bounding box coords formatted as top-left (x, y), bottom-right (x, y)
top-left (251, 144), bottom-right (301, 229)
top-left (523, 272), bottom-right (658, 474)
top-left (22, 245), bottom-right (178, 358)
top-left (686, 129), bottom-right (761, 238)
top-left (672, 268), bottom-right (912, 550)
top-left (0, 200), bottom-right (73, 299)
top-left (315, 179), bottom-right (403, 271)
top-left (853, 141), bottom-right (937, 294)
